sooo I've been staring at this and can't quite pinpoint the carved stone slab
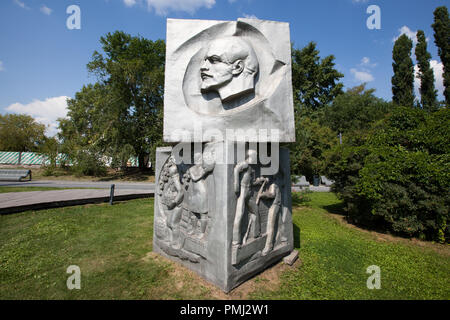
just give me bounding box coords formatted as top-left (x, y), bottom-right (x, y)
top-left (163, 18), bottom-right (295, 143)
top-left (153, 143), bottom-right (294, 292)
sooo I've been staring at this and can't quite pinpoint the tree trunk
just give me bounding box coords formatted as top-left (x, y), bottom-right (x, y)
top-left (138, 153), bottom-right (148, 170)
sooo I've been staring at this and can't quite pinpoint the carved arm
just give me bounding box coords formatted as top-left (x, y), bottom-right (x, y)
top-left (234, 161), bottom-right (248, 193)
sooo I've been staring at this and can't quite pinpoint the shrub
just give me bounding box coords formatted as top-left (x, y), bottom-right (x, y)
top-left (292, 189), bottom-right (313, 207)
top-left (326, 107), bottom-right (449, 242)
top-left (42, 165), bottom-right (56, 177)
top-left (71, 151), bottom-right (107, 177)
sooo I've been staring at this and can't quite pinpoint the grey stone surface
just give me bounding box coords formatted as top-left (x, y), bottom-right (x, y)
top-left (0, 169), bottom-right (31, 181)
top-left (153, 144), bottom-right (294, 292)
top-left (291, 185), bottom-right (331, 192)
top-left (321, 176), bottom-right (335, 187)
top-left (293, 175), bottom-right (310, 187)
top-left (163, 18), bottom-right (295, 143)
top-left (283, 249), bottom-right (299, 266)
top-left (154, 17), bottom-right (297, 292)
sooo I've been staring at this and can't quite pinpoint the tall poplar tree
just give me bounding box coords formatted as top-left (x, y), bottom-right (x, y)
top-left (432, 6), bottom-right (450, 105)
top-left (392, 34), bottom-right (415, 107)
top-left (415, 30), bottom-right (438, 111)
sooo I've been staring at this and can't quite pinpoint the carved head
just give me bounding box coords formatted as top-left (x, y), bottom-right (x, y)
top-left (200, 36), bottom-right (258, 102)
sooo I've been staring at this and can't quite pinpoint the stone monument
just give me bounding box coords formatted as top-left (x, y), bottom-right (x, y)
top-left (153, 18), bottom-right (296, 292)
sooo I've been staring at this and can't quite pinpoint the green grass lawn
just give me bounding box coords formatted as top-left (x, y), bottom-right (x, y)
top-left (0, 193), bottom-right (448, 299)
top-left (252, 193), bottom-right (450, 299)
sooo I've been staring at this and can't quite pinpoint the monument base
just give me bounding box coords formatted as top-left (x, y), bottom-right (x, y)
top-left (152, 142), bottom-right (294, 292)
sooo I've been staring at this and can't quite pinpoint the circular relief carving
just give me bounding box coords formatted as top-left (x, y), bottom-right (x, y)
top-left (179, 21), bottom-right (286, 116)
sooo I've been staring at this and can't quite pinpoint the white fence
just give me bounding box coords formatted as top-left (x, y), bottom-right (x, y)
top-left (0, 152), bottom-right (140, 167)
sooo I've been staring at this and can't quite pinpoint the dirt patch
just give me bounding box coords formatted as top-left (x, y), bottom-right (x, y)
top-left (141, 252), bottom-right (293, 300)
top-left (142, 252), bottom-right (223, 299)
top-left (226, 262), bottom-right (292, 299)
top-left (78, 256), bottom-right (110, 273)
top-left (325, 212), bottom-right (450, 257)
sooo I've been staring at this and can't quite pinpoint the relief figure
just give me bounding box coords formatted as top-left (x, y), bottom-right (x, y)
top-left (200, 36), bottom-right (259, 103)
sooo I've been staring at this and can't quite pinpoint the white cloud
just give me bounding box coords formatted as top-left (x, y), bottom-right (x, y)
top-left (414, 60), bottom-right (445, 99)
top-left (40, 5), bottom-right (52, 15)
top-left (123, 0), bottom-right (137, 7)
top-left (13, 0), bottom-right (29, 9)
top-left (352, 0), bottom-right (369, 3)
top-left (350, 57), bottom-right (376, 83)
top-left (350, 68), bottom-right (374, 83)
top-left (392, 25), bottom-right (429, 47)
top-left (0, 61), bottom-right (4, 72)
top-left (6, 96), bottom-right (69, 136)
top-left (395, 26), bottom-right (417, 44)
top-left (360, 57), bottom-right (377, 68)
top-left (242, 13), bottom-right (258, 19)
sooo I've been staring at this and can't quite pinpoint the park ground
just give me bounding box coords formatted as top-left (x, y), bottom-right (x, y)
top-left (0, 165), bottom-right (155, 183)
top-left (0, 186), bottom-right (102, 193)
top-left (0, 192), bottom-right (448, 300)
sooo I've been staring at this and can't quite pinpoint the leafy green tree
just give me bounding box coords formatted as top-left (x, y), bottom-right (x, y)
top-left (39, 136), bottom-right (59, 167)
top-left (58, 84), bottom-right (111, 176)
top-left (415, 30), bottom-right (438, 111)
top-left (291, 42), bottom-right (344, 113)
top-left (59, 31), bottom-right (165, 170)
top-left (38, 136), bottom-right (61, 176)
top-left (290, 116), bottom-right (338, 181)
top-left (323, 84), bottom-right (391, 135)
top-left (0, 113), bottom-right (46, 152)
top-left (392, 34), bottom-right (415, 107)
top-left (289, 42), bottom-right (343, 179)
top-left (59, 84), bottom-right (110, 156)
top-left (432, 6), bottom-right (450, 105)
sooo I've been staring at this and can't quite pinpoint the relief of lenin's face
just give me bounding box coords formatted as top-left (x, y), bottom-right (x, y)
top-left (200, 37), bottom-right (259, 103)
top-left (200, 41), bottom-right (234, 90)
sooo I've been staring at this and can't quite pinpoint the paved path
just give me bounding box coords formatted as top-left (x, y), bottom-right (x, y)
top-left (0, 179), bottom-right (155, 191)
top-left (1, 180), bottom-right (330, 192)
top-left (0, 179), bottom-right (330, 215)
top-left (0, 188), bottom-right (153, 215)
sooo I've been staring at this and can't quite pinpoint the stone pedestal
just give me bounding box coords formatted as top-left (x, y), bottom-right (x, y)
top-left (153, 17), bottom-right (296, 292)
top-left (153, 142), bottom-right (293, 292)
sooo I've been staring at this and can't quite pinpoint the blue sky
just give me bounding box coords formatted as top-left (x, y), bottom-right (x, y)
top-left (0, 0), bottom-right (448, 135)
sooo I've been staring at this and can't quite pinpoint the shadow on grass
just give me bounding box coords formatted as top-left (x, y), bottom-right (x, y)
top-left (315, 195), bottom-right (408, 240)
top-left (321, 201), bottom-right (346, 216)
